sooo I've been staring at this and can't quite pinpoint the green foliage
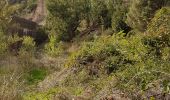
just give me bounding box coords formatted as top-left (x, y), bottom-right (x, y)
top-left (65, 35), bottom-right (117, 68)
top-left (147, 7), bottom-right (170, 37)
top-left (66, 32), bottom-right (146, 73)
top-left (21, 36), bottom-right (35, 52)
top-left (44, 35), bottom-right (64, 57)
top-left (46, 14), bottom-right (68, 41)
top-left (111, 0), bottom-right (131, 33)
top-left (66, 29), bottom-right (170, 98)
top-left (144, 7), bottom-right (170, 59)
top-left (0, 0), bottom-right (19, 32)
top-left (46, 0), bottom-right (115, 41)
top-left (23, 92), bottom-right (50, 100)
top-left (23, 86), bottom-right (68, 100)
top-left (26, 68), bottom-right (47, 85)
top-left (0, 1), bottom-right (21, 56)
top-left (89, 0), bottom-right (112, 28)
top-left (115, 13), bottom-right (170, 97)
top-left (1, 0), bottom-right (170, 99)
top-left (19, 36), bottom-right (35, 57)
top-left (126, 0), bottom-right (168, 32)
top-left (46, 0), bottom-right (90, 41)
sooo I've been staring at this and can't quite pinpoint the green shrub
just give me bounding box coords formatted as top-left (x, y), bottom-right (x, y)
top-left (44, 35), bottom-right (64, 57)
top-left (0, 1), bottom-right (19, 32)
top-left (66, 30), bottom-right (170, 98)
top-left (45, 14), bottom-right (68, 41)
top-left (18, 36), bottom-right (35, 58)
top-left (46, 0), bottom-right (118, 41)
top-left (66, 32), bottom-right (146, 73)
top-left (65, 35), bottom-right (117, 68)
top-left (0, 2), bottom-right (23, 56)
top-left (111, 0), bottom-right (131, 33)
top-left (113, 8), bottom-right (170, 98)
top-left (147, 7), bottom-right (170, 37)
top-left (144, 7), bottom-right (170, 59)
top-left (46, 0), bottom-right (90, 41)
top-left (26, 68), bottom-right (47, 85)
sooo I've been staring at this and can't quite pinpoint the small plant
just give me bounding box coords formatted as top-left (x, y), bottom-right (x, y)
top-left (45, 35), bottom-right (64, 57)
top-left (26, 68), bottom-right (47, 85)
top-left (20, 36), bottom-right (35, 52)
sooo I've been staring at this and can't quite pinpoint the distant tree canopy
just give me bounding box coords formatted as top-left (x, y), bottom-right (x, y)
top-left (126, 0), bottom-right (170, 32)
top-left (46, 0), bottom-right (120, 41)
top-left (46, 0), bottom-right (170, 41)
top-left (46, 0), bottom-right (89, 41)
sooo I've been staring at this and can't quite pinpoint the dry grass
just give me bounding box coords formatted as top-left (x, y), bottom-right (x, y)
top-left (0, 56), bottom-right (24, 100)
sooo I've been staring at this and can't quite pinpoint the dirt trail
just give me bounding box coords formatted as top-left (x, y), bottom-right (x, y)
top-left (36, 55), bottom-right (73, 92)
top-left (31, 0), bottom-right (46, 24)
top-left (38, 68), bottom-right (73, 91)
top-left (10, 0), bottom-right (47, 36)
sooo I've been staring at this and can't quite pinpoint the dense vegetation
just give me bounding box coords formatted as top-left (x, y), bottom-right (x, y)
top-left (0, 0), bottom-right (170, 100)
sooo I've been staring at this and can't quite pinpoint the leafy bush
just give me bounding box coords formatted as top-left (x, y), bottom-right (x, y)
top-left (144, 7), bottom-right (170, 59)
top-left (147, 7), bottom-right (170, 37)
top-left (18, 36), bottom-right (35, 57)
top-left (46, 0), bottom-right (117, 41)
top-left (44, 35), bottom-right (64, 57)
top-left (26, 68), bottom-right (47, 85)
top-left (46, 0), bottom-right (91, 41)
top-left (66, 29), bottom-right (170, 98)
top-left (111, 0), bottom-right (131, 33)
top-left (45, 14), bottom-right (68, 41)
top-left (65, 35), bottom-right (117, 68)
top-left (0, 0), bottom-right (19, 32)
top-left (0, 1), bottom-right (20, 56)
top-left (126, 0), bottom-right (169, 32)
top-left (66, 32), bottom-right (146, 73)
top-left (116, 8), bottom-right (170, 97)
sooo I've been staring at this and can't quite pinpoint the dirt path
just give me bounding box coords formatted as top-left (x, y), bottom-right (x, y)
top-left (38, 68), bottom-right (73, 91)
top-left (36, 55), bottom-right (73, 92)
top-left (10, 0), bottom-right (47, 35)
top-left (31, 0), bottom-right (46, 24)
